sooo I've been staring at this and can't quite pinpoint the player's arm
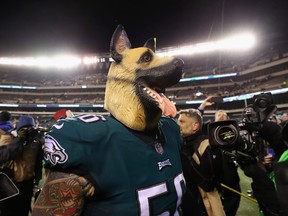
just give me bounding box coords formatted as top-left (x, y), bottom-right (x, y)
top-left (32, 170), bottom-right (95, 216)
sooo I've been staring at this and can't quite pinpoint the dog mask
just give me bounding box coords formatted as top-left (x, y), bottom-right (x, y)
top-left (104, 25), bottom-right (183, 131)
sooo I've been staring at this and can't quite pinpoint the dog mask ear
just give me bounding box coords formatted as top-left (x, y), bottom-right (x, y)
top-left (110, 25), bottom-right (131, 63)
top-left (144, 38), bottom-right (156, 53)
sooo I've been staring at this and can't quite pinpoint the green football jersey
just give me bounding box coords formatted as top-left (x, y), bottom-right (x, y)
top-left (43, 114), bottom-right (185, 216)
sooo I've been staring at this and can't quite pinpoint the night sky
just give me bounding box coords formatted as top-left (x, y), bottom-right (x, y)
top-left (0, 0), bottom-right (288, 55)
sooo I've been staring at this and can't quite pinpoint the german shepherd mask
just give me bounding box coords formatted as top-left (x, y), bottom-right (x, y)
top-left (104, 25), bottom-right (184, 131)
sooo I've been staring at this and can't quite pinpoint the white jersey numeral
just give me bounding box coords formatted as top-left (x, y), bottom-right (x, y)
top-left (136, 172), bottom-right (185, 216)
top-left (77, 114), bottom-right (106, 123)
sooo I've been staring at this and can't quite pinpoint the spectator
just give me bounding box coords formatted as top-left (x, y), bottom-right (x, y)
top-left (0, 111), bottom-right (18, 163)
top-left (236, 115), bottom-right (286, 215)
top-left (198, 96), bottom-right (215, 115)
top-left (280, 112), bottom-right (288, 128)
top-left (53, 109), bottom-right (74, 121)
top-left (269, 115), bottom-right (281, 125)
top-left (0, 115), bottom-right (44, 216)
top-left (177, 108), bottom-right (225, 216)
top-left (0, 111), bottom-right (14, 133)
top-left (215, 110), bottom-right (229, 122)
top-left (197, 96), bottom-right (215, 134)
top-left (282, 120), bottom-right (288, 146)
top-left (259, 120), bottom-right (288, 161)
top-left (214, 110), bottom-right (241, 216)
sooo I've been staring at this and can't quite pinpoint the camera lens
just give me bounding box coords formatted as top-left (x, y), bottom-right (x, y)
top-left (257, 99), bottom-right (268, 108)
top-left (214, 124), bottom-right (238, 146)
top-left (253, 92), bottom-right (273, 112)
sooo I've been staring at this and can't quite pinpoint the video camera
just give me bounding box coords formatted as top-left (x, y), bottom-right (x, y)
top-left (208, 92), bottom-right (277, 165)
top-left (21, 126), bottom-right (49, 145)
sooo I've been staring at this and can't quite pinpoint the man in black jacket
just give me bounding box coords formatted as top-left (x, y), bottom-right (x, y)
top-left (177, 108), bottom-right (225, 216)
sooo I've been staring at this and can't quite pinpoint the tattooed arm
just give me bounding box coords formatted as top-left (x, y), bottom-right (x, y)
top-left (32, 170), bottom-right (95, 216)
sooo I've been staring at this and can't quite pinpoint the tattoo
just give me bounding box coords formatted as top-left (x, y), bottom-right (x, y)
top-left (32, 170), bottom-right (94, 216)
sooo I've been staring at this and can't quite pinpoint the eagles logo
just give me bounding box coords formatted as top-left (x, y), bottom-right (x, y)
top-left (43, 134), bottom-right (68, 165)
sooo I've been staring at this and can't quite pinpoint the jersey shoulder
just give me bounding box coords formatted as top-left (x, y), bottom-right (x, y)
top-left (160, 116), bottom-right (183, 146)
top-left (44, 114), bottom-right (117, 166)
top-left (49, 114), bottom-right (113, 137)
top-left (160, 116), bottom-right (180, 131)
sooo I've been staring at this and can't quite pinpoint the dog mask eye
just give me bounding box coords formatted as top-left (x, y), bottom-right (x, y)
top-left (139, 51), bottom-right (153, 63)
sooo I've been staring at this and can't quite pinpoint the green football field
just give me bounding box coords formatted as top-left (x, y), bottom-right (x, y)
top-left (235, 168), bottom-right (260, 216)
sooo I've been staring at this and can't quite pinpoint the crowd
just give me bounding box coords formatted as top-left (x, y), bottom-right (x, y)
top-left (0, 103), bottom-right (286, 216)
top-left (177, 96), bottom-right (288, 216)
top-left (0, 24), bottom-right (288, 216)
top-left (0, 111), bottom-right (43, 216)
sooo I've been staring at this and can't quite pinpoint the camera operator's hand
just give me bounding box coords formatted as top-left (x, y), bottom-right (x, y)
top-left (18, 127), bottom-right (41, 143)
top-left (262, 153), bottom-right (274, 172)
top-left (263, 154), bottom-right (274, 165)
top-left (17, 127), bottom-right (29, 141)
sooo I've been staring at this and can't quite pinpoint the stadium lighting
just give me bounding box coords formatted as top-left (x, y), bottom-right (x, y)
top-left (195, 92), bottom-right (203, 97)
top-left (0, 32), bottom-right (256, 69)
top-left (0, 54), bottom-right (108, 69)
top-left (217, 33), bottom-right (256, 51)
top-left (0, 55), bottom-right (82, 69)
top-left (83, 56), bottom-right (98, 65)
top-left (157, 32), bottom-right (256, 57)
top-left (50, 55), bottom-right (82, 69)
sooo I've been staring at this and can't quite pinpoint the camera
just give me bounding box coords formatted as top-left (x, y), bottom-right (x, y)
top-left (211, 96), bottom-right (223, 103)
top-left (22, 127), bottom-right (48, 145)
top-left (208, 92), bottom-right (277, 165)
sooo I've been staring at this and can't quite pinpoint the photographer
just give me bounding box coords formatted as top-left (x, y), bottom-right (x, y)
top-left (177, 108), bottom-right (225, 216)
top-left (259, 120), bottom-right (287, 162)
top-left (208, 93), bottom-right (286, 216)
top-left (244, 119), bottom-right (287, 216)
top-left (198, 97), bottom-right (241, 216)
top-left (214, 110), bottom-right (241, 216)
top-left (0, 115), bottom-right (44, 216)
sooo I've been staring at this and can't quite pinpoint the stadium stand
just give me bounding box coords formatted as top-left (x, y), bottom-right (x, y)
top-left (0, 43), bottom-right (288, 125)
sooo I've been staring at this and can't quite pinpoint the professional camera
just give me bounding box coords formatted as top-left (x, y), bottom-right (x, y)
top-left (22, 126), bottom-right (49, 145)
top-left (208, 92), bottom-right (277, 165)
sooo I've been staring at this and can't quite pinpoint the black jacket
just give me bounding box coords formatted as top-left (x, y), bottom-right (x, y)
top-left (181, 132), bottom-right (223, 192)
